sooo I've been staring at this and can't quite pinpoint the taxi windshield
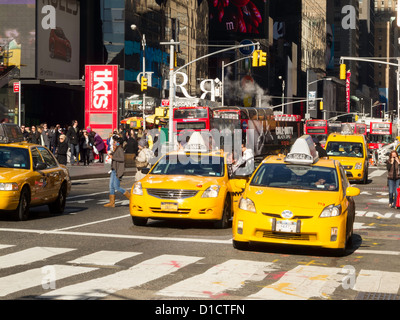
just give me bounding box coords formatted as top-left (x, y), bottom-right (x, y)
top-left (0, 147), bottom-right (30, 170)
top-left (150, 155), bottom-right (225, 177)
top-left (325, 141), bottom-right (364, 158)
top-left (250, 163), bottom-right (339, 191)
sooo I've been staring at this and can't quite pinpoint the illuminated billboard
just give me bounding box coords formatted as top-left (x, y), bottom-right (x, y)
top-left (0, 0), bottom-right (36, 78)
top-left (36, 0), bottom-right (80, 79)
top-left (208, 0), bottom-right (267, 40)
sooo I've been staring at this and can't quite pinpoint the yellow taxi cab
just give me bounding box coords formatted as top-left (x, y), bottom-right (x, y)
top-left (324, 133), bottom-right (368, 183)
top-left (0, 123), bottom-right (71, 220)
top-left (232, 135), bottom-right (360, 255)
top-left (129, 132), bottom-right (246, 228)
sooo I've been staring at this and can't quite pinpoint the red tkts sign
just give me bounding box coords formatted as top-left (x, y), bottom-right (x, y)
top-left (85, 65), bottom-right (119, 141)
top-left (13, 82), bottom-right (20, 93)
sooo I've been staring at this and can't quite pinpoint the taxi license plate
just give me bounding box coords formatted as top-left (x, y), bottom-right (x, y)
top-left (275, 220), bottom-right (298, 233)
top-left (161, 202), bottom-right (178, 211)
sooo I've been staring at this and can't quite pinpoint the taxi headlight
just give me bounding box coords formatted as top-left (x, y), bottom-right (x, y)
top-left (132, 182), bottom-right (143, 196)
top-left (354, 163), bottom-right (362, 170)
top-left (319, 204), bottom-right (342, 218)
top-left (0, 183), bottom-right (19, 191)
top-left (238, 197), bottom-right (256, 213)
top-left (202, 185), bottom-right (220, 198)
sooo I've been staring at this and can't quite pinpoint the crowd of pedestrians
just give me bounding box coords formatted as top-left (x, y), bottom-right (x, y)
top-left (19, 121), bottom-right (159, 169)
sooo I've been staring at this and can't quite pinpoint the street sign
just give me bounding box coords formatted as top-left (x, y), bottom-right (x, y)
top-left (239, 39), bottom-right (255, 56)
top-left (13, 82), bottom-right (20, 93)
top-left (161, 99), bottom-right (170, 106)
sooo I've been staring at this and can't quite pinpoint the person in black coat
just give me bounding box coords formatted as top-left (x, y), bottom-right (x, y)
top-left (56, 134), bottom-right (68, 165)
top-left (313, 137), bottom-right (328, 158)
top-left (28, 125), bottom-right (40, 144)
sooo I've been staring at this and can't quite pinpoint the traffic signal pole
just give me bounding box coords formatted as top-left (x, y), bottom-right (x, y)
top-left (160, 40), bottom-right (261, 150)
top-left (340, 56), bottom-right (400, 135)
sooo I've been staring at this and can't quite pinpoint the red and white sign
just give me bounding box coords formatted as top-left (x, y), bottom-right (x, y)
top-left (346, 71), bottom-right (351, 113)
top-left (161, 99), bottom-right (170, 106)
top-left (85, 65), bottom-right (119, 142)
top-left (13, 82), bottom-right (20, 93)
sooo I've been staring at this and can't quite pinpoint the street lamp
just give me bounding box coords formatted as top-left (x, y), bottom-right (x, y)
top-left (278, 76), bottom-right (285, 113)
top-left (131, 24), bottom-right (147, 130)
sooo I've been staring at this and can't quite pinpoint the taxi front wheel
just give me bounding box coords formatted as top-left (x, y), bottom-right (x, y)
top-left (214, 197), bottom-right (231, 229)
top-left (132, 216), bottom-right (148, 226)
top-left (14, 188), bottom-right (30, 221)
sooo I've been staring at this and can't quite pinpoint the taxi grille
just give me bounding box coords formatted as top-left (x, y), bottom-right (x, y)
top-left (343, 165), bottom-right (353, 170)
top-left (262, 213), bottom-right (313, 220)
top-left (259, 231), bottom-right (315, 241)
top-left (150, 207), bottom-right (191, 214)
top-left (147, 188), bottom-right (198, 199)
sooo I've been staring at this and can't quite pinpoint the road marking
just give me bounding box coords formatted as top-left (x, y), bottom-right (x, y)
top-left (0, 264), bottom-right (97, 297)
top-left (0, 245), bottom-right (14, 250)
top-left (368, 170), bottom-right (386, 178)
top-left (53, 215), bottom-right (130, 232)
top-left (157, 259), bottom-right (276, 298)
top-left (0, 247), bottom-right (75, 269)
top-left (354, 270), bottom-right (400, 294)
top-left (39, 254), bottom-right (203, 300)
top-left (354, 249), bottom-right (400, 256)
top-left (68, 250), bottom-right (141, 266)
top-left (247, 265), bottom-right (344, 300)
top-left (0, 228), bottom-right (232, 244)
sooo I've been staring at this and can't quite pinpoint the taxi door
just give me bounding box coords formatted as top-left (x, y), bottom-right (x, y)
top-left (36, 146), bottom-right (63, 202)
top-left (29, 147), bottom-right (51, 205)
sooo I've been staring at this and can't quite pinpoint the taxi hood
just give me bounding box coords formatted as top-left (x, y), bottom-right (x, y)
top-left (245, 186), bottom-right (341, 214)
top-left (140, 174), bottom-right (224, 190)
top-left (0, 167), bottom-right (30, 181)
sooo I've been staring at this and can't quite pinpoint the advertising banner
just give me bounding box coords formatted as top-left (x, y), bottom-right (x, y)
top-left (346, 71), bottom-right (351, 113)
top-left (85, 65), bottom-right (119, 140)
top-left (36, 0), bottom-right (80, 79)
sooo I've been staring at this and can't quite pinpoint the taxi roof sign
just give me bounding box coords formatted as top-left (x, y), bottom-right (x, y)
top-left (284, 135), bottom-right (318, 165)
top-left (0, 123), bottom-right (24, 144)
top-left (183, 131), bottom-right (209, 153)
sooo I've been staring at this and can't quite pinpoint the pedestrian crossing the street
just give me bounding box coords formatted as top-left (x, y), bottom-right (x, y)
top-left (0, 245), bottom-right (399, 300)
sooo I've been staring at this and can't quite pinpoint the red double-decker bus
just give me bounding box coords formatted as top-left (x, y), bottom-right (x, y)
top-left (305, 119), bottom-right (328, 146)
top-left (173, 105), bottom-right (303, 155)
top-left (368, 122), bottom-right (395, 150)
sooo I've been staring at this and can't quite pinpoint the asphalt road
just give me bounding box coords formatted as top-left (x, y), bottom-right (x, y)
top-left (0, 166), bottom-right (399, 306)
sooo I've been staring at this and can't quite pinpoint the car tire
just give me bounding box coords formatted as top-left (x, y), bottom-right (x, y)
top-left (14, 187), bottom-right (30, 221)
top-left (233, 240), bottom-right (249, 251)
top-left (49, 183), bottom-right (67, 214)
top-left (214, 197), bottom-right (231, 229)
top-left (132, 216), bottom-right (148, 226)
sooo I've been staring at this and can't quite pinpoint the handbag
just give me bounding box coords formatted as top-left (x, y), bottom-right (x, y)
top-left (135, 159), bottom-right (148, 169)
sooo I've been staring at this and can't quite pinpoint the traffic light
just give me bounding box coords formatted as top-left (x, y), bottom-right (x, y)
top-left (141, 77), bottom-right (148, 91)
top-left (319, 101), bottom-right (323, 110)
top-left (259, 51), bottom-right (267, 66)
top-left (252, 50), bottom-right (260, 67)
top-left (340, 63), bottom-right (346, 80)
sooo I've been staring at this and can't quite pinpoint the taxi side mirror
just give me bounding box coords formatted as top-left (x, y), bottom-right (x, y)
top-left (234, 179), bottom-right (246, 189)
top-left (346, 186), bottom-right (360, 197)
top-left (35, 162), bottom-right (47, 171)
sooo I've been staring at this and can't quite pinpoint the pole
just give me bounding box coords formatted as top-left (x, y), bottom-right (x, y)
top-left (18, 81), bottom-right (21, 126)
top-left (221, 60), bottom-right (224, 107)
top-left (142, 34), bottom-right (146, 130)
top-left (306, 69), bottom-right (309, 119)
top-left (168, 40), bottom-right (175, 151)
top-left (397, 58), bottom-right (400, 135)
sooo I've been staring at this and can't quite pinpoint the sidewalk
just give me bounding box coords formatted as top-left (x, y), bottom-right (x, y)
top-left (66, 162), bottom-right (137, 180)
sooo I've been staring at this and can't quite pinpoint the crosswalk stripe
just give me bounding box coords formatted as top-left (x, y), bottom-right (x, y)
top-left (68, 251), bottom-right (141, 266)
top-left (0, 264), bottom-right (97, 297)
top-left (247, 265), bottom-right (344, 300)
top-left (157, 259), bottom-right (276, 298)
top-left (0, 247), bottom-right (75, 269)
top-left (39, 254), bottom-right (203, 300)
top-left (368, 170), bottom-right (386, 178)
top-left (354, 270), bottom-right (400, 294)
top-left (0, 245), bottom-right (14, 250)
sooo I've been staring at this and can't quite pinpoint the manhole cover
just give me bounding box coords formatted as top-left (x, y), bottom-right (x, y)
top-left (355, 292), bottom-right (400, 300)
